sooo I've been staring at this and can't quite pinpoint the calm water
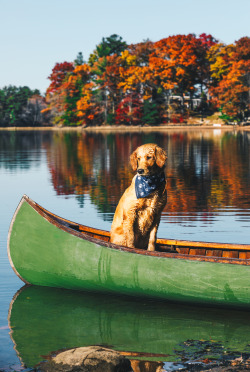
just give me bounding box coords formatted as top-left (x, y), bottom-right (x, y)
top-left (1, 129), bottom-right (250, 371)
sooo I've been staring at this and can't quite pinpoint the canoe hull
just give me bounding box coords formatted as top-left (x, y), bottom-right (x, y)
top-left (8, 197), bottom-right (250, 308)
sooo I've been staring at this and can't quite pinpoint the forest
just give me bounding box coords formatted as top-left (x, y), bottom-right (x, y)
top-left (43, 33), bottom-right (250, 126)
top-left (0, 86), bottom-right (49, 127)
top-left (0, 33), bottom-right (249, 127)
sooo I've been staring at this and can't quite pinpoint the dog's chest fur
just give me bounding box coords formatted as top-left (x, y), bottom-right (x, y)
top-left (134, 186), bottom-right (167, 235)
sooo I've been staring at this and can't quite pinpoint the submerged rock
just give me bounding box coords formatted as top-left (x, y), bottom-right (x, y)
top-left (38, 346), bottom-right (133, 372)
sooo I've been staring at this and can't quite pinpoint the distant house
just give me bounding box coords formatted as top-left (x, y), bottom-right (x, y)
top-left (169, 95), bottom-right (201, 108)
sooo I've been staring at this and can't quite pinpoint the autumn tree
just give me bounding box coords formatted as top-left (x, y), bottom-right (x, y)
top-left (195, 34), bottom-right (218, 93)
top-left (87, 53), bottom-right (127, 125)
top-left (153, 35), bottom-right (212, 96)
top-left (43, 62), bottom-right (75, 125)
top-left (127, 39), bottom-right (154, 66)
top-left (47, 62), bottom-right (74, 94)
top-left (209, 37), bottom-right (250, 120)
top-left (83, 35), bottom-right (128, 125)
top-left (61, 64), bottom-right (91, 126)
top-left (118, 41), bottom-right (165, 124)
top-left (115, 92), bottom-right (143, 125)
top-left (76, 81), bottom-right (102, 126)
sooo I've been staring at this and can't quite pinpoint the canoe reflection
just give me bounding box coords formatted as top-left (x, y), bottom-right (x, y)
top-left (8, 285), bottom-right (250, 368)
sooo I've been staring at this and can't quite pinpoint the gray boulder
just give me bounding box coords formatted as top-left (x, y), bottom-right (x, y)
top-left (39, 346), bottom-right (133, 372)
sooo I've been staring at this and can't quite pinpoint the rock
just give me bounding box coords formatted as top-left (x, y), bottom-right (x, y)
top-left (39, 346), bottom-right (133, 372)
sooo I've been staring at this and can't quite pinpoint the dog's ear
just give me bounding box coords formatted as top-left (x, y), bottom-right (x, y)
top-left (155, 146), bottom-right (167, 168)
top-left (130, 150), bottom-right (138, 171)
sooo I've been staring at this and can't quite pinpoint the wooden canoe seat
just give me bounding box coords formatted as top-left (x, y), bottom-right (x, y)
top-left (189, 248), bottom-right (206, 256)
top-left (206, 249), bottom-right (222, 257)
top-left (171, 246), bottom-right (249, 259)
top-left (222, 251), bottom-right (239, 258)
top-left (176, 247), bottom-right (190, 254)
top-left (239, 252), bottom-right (250, 259)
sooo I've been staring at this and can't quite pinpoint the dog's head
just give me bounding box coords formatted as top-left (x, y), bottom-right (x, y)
top-left (130, 143), bottom-right (167, 176)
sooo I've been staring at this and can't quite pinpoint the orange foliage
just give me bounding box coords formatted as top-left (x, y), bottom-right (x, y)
top-left (209, 37), bottom-right (250, 118)
top-left (45, 34), bottom-right (248, 126)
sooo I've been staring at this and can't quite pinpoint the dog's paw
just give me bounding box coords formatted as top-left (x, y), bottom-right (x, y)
top-left (147, 244), bottom-right (155, 252)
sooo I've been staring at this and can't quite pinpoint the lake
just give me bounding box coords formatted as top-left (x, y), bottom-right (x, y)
top-left (1, 129), bottom-right (250, 371)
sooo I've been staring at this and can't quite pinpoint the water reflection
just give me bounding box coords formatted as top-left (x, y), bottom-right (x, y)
top-left (9, 285), bottom-right (250, 369)
top-left (1, 129), bottom-right (250, 239)
top-left (43, 130), bottom-right (250, 218)
top-left (1, 130), bottom-right (250, 216)
top-left (0, 131), bottom-right (50, 171)
top-left (2, 130), bottom-right (250, 370)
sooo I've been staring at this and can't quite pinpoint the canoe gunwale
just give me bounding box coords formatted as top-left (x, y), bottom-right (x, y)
top-left (20, 195), bottom-right (250, 267)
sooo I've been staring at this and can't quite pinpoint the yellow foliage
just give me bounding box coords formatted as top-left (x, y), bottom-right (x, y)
top-left (121, 50), bottom-right (137, 66)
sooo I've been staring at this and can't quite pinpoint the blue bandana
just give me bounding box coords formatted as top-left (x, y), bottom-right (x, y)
top-left (135, 172), bottom-right (166, 199)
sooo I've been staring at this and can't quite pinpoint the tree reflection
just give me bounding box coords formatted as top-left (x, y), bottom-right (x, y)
top-left (45, 131), bottom-right (250, 220)
top-left (0, 130), bottom-right (50, 170)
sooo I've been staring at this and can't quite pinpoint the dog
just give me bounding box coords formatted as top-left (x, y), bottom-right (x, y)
top-left (110, 143), bottom-right (167, 251)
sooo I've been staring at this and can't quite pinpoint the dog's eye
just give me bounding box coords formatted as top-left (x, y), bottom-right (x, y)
top-left (147, 156), bottom-right (152, 160)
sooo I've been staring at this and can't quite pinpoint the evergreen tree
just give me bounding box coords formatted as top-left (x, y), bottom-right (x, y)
top-left (143, 100), bottom-right (160, 125)
top-left (74, 52), bottom-right (84, 66)
top-left (88, 34), bottom-right (127, 65)
top-left (0, 86), bottom-right (41, 126)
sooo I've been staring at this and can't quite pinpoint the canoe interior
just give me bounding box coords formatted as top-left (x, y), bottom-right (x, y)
top-left (25, 195), bottom-right (250, 261)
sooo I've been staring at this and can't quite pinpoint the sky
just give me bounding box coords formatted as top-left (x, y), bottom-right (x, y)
top-left (0, 0), bottom-right (249, 95)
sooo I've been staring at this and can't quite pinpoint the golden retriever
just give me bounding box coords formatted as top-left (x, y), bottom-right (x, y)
top-left (110, 143), bottom-right (167, 251)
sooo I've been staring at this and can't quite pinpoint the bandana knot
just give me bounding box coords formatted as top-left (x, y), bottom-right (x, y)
top-left (135, 172), bottom-right (165, 199)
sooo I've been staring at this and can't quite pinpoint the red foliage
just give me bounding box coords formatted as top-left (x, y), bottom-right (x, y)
top-left (115, 94), bottom-right (143, 125)
top-left (198, 33), bottom-right (218, 49)
top-left (47, 62), bottom-right (74, 94)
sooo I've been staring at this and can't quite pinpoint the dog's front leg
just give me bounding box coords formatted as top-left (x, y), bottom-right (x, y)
top-left (147, 223), bottom-right (159, 251)
top-left (124, 223), bottom-right (136, 248)
top-left (123, 212), bottom-right (137, 248)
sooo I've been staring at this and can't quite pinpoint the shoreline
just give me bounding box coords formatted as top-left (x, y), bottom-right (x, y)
top-left (1, 124), bottom-right (250, 132)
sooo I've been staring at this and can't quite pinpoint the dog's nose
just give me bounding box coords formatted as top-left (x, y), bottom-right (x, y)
top-left (137, 168), bottom-right (144, 174)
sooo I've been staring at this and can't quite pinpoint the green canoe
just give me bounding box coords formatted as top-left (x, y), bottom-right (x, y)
top-left (8, 195), bottom-right (250, 308)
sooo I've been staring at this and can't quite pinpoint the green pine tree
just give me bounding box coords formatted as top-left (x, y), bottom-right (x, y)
top-left (143, 100), bottom-right (160, 125)
top-left (74, 52), bottom-right (84, 66)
